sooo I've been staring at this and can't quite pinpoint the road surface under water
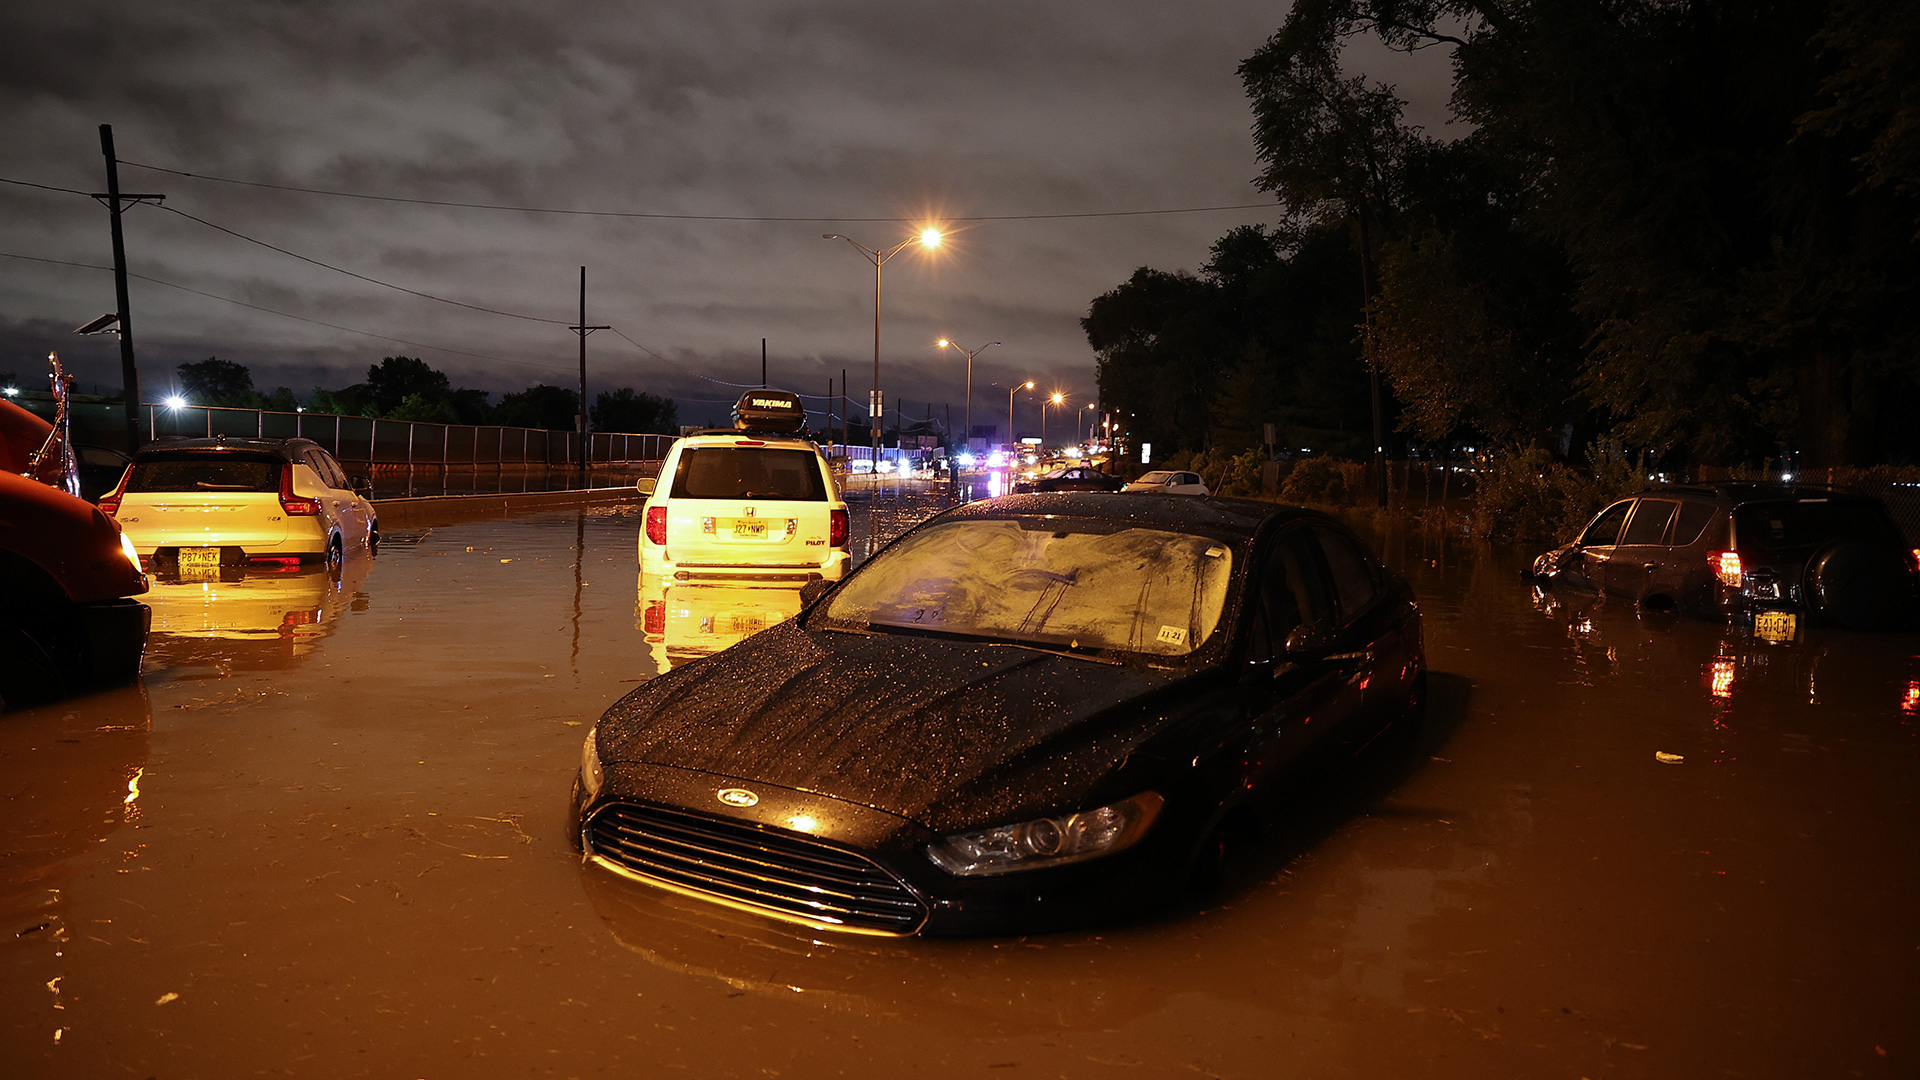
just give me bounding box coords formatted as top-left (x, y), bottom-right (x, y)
top-left (3, 495), bottom-right (1915, 1078)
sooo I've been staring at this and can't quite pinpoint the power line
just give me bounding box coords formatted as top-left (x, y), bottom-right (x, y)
top-left (0, 250), bottom-right (564, 370)
top-left (10, 246), bottom-right (886, 411)
top-left (0, 176), bottom-right (93, 197)
top-left (156, 203), bottom-right (571, 325)
top-left (118, 160), bottom-right (1273, 223)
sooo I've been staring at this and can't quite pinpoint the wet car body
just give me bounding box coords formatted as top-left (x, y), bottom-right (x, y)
top-left (1011, 465), bottom-right (1124, 494)
top-left (1123, 470), bottom-right (1210, 496)
top-left (1532, 482), bottom-right (1919, 632)
top-left (104, 437), bottom-right (378, 573)
top-left (637, 391), bottom-right (850, 583)
top-left (573, 493), bottom-right (1425, 936)
top-left (1, 400), bottom-right (149, 709)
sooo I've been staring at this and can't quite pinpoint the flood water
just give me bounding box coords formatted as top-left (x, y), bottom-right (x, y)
top-left (4, 496), bottom-right (1916, 1078)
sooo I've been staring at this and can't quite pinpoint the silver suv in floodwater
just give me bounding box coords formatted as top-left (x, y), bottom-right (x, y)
top-left (636, 391), bottom-right (849, 583)
top-left (1532, 482), bottom-right (1919, 638)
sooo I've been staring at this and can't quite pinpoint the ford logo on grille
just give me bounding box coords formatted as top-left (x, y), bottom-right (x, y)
top-left (717, 788), bottom-right (759, 807)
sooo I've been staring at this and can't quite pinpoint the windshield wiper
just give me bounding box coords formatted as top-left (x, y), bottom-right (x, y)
top-left (852, 622), bottom-right (1125, 666)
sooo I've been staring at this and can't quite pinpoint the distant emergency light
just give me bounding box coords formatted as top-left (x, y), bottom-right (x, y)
top-left (732, 389), bottom-right (806, 433)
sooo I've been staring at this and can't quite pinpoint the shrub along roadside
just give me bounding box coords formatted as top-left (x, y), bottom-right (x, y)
top-left (1470, 442), bottom-right (1644, 547)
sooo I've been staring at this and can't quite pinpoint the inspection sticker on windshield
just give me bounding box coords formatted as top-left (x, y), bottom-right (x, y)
top-left (1157, 625), bottom-right (1188, 646)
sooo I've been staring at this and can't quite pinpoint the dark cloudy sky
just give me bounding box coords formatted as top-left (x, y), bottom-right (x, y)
top-left (0, 1), bottom-right (1454, 429)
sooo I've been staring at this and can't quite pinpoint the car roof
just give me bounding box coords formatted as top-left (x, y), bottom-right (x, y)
top-left (672, 432), bottom-right (821, 449)
top-left (939, 491), bottom-right (1321, 540)
top-left (134, 437), bottom-right (316, 461)
top-left (1635, 481), bottom-right (1877, 505)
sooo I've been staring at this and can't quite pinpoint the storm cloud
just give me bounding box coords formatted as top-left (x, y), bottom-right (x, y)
top-left (1, 1), bottom-right (1346, 425)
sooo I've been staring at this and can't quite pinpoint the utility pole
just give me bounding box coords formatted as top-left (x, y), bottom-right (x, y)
top-left (569, 266), bottom-right (608, 482)
top-left (761, 338), bottom-right (767, 388)
top-left (94, 125), bottom-right (163, 453)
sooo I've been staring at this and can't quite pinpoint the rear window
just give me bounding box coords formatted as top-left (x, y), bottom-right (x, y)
top-left (1733, 500), bottom-right (1900, 552)
top-left (126, 452), bottom-right (281, 493)
top-left (670, 447), bottom-right (827, 501)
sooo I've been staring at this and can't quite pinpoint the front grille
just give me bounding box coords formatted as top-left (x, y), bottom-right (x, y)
top-left (586, 802), bottom-right (926, 934)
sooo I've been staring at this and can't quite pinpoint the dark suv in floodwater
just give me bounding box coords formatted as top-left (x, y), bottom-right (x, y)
top-left (1532, 482), bottom-right (1920, 637)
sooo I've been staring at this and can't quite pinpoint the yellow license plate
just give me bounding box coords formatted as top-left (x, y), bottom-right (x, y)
top-left (178, 547), bottom-right (221, 571)
top-left (731, 519), bottom-right (768, 538)
top-left (1754, 611), bottom-right (1797, 642)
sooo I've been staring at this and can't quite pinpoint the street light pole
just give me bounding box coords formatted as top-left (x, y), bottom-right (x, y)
top-left (937, 339), bottom-right (999, 458)
top-left (1043, 392), bottom-right (1063, 448)
top-left (1006, 380), bottom-right (1032, 451)
top-left (824, 229), bottom-right (941, 475)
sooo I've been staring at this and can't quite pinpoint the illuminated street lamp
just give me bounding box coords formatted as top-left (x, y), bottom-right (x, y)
top-left (937, 338), bottom-right (999, 461)
top-left (1006, 380), bottom-right (1032, 450)
top-left (1041, 391), bottom-right (1064, 447)
top-left (824, 228), bottom-right (942, 471)
top-left (1084, 402), bottom-right (1097, 446)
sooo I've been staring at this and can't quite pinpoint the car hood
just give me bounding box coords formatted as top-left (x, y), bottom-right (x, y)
top-left (596, 621), bottom-right (1191, 831)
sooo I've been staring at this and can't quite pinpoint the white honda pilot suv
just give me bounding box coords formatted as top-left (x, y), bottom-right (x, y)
top-left (637, 391), bottom-right (849, 582)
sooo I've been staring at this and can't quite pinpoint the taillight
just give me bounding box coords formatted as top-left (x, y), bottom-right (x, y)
top-left (645, 506), bottom-right (667, 545)
top-left (1708, 549), bottom-right (1743, 588)
top-left (1908, 548), bottom-right (1920, 574)
top-left (248, 555), bottom-right (304, 571)
top-left (279, 467), bottom-right (320, 516)
top-left (829, 508), bottom-right (848, 548)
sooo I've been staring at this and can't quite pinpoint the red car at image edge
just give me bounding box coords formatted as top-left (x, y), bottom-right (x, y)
top-left (0, 399), bottom-right (149, 710)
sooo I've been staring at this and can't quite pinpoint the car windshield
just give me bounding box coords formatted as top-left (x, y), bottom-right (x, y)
top-left (1734, 500), bottom-right (1901, 552)
top-left (670, 447), bottom-right (827, 501)
top-left (814, 517), bottom-right (1235, 660)
top-left (126, 452), bottom-right (281, 493)
top-left (1135, 471), bottom-right (1174, 484)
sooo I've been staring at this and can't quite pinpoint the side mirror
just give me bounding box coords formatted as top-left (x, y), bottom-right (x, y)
top-left (352, 477), bottom-right (374, 498)
top-left (634, 477), bottom-right (657, 496)
top-left (798, 579), bottom-right (832, 608)
top-left (1283, 622), bottom-right (1334, 654)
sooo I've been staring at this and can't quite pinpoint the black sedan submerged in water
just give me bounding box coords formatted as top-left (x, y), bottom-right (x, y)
top-left (571, 493), bottom-right (1425, 936)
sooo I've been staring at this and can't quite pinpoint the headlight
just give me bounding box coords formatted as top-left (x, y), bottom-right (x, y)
top-left (578, 727), bottom-right (604, 798)
top-left (924, 792), bottom-right (1163, 877)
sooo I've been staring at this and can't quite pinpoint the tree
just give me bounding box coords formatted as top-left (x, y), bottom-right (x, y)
top-left (494, 384), bottom-right (579, 430)
top-left (177, 357), bottom-right (256, 408)
top-left (308, 384), bottom-right (374, 417)
top-left (591, 388), bottom-right (679, 434)
top-left (1237, 0), bottom-right (1920, 466)
top-left (1083, 267), bottom-right (1229, 457)
top-left (364, 357), bottom-right (451, 416)
top-left (445, 388), bottom-right (492, 425)
top-left (387, 392), bottom-right (460, 424)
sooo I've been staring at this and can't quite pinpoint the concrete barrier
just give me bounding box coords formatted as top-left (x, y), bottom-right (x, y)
top-left (374, 486), bottom-right (647, 529)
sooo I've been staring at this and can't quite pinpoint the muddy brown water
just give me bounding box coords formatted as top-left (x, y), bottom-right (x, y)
top-left (4, 500), bottom-right (1915, 1078)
